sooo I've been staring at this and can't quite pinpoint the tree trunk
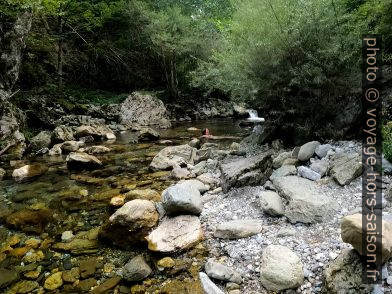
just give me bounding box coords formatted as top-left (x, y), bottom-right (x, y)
top-left (57, 10), bottom-right (64, 92)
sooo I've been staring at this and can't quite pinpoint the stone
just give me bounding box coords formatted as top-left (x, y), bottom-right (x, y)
top-left (230, 142), bottom-right (240, 152)
top-left (205, 259), bottom-right (242, 284)
top-left (12, 164), bottom-right (48, 182)
top-left (52, 125), bottom-right (74, 142)
top-left (171, 167), bottom-right (190, 179)
top-left (61, 231), bottom-right (74, 242)
top-left (44, 272), bottom-right (63, 290)
top-left (105, 132), bottom-right (116, 140)
top-left (197, 173), bottom-right (218, 187)
top-left (310, 160), bottom-right (329, 176)
top-left (291, 147), bottom-right (300, 159)
top-left (62, 267), bottom-right (80, 283)
top-left (341, 214), bottom-right (392, 263)
top-left (28, 130), bottom-right (52, 153)
top-left (220, 150), bottom-right (273, 192)
top-left (120, 92), bottom-right (171, 128)
top-left (179, 179), bottom-right (209, 193)
top-left (188, 138), bottom-right (201, 149)
top-left (91, 277), bottom-right (121, 294)
top-left (270, 165), bottom-right (297, 181)
top-left (264, 180), bottom-right (276, 191)
top-left (259, 191), bottom-right (284, 216)
top-left (298, 141), bottom-right (320, 161)
top-left (123, 256), bottom-right (152, 282)
top-left (157, 257), bottom-right (175, 269)
top-left (272, 176), bottom-right (335, 223)
top-left (315, 144), bottom-right (333, 158)
top-left (162, 184), bottom-right (203, 215)
top-left (61, 140), bottom-right (84, 152)
top-left (52, 239), bottom-right (99, 255)
top-left (329, 152), bottom-right (362, 185)
top-left (82, 145), bottom-right (111, 154)
top-left (75, 124), bottom-right (114, 139)
top-left (146, 215), bottom-right (203, 253)
top-left (109, 199), bottom-right (158, 229)
top-left (0, 168), bottom-right (5, 180)
top-left (214, 219), bottom-right (263, 239)
top-left (77, 278), bottom-right (97, 292)
top-left (80, 258), bottom-right (96, 278)
top-left (100, 199), bottom-right (158, 247)
top-left (323, 249), bottom-right (374, 294)
top-left (150, 145), bottom-right (197, 170)
top-left (297, 166), bottom-right (321, 181)
top-left (0, 269), bottom-right (18, 288)
top-left (199, 272), bottom-right (225, 294)
top-left (272, 151), bottom-right (291, 169)
top-left (259, 245), bottom-right (304, 292)
top-left (49, 143), bottom-right (62, 156)
top-left (6, 208), bottom-right (53, 234)
top-left (125, 189), bottom-right (161, 202)
top-left (139, 127), bottom-right (160, 141)
top-left (7, 280), bottom-right (39, 294)
top-left (22, 249), bottom-right (44, 263)
top-left (66, 152), bottom-right (102, 170)
top-left (192, 161), bottom-right (207, 175)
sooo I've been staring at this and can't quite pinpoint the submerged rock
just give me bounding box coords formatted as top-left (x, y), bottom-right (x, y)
top-left (341, 214), bottom-right (392, 263)
top-left (220, 150), bottom-right (273, 192)
top-left (162, 183), bottom-right (203, 215)
top-left (123, 256), bottom-right (152, 282)
top-left (12, 164), bottom-right (48, 182)
top-left (66, 152), bottom-right (102, 170)
top-left (124, 189), bottom-right (161, 202)
top-left (138, 127), bottom-right (160, 141)
top-left (6, 208), bottom-right (53, 234)
top-left (61, 140), bottom-right (84, 152)
top-left (259, 245), bottom-right (304, 292)
top-left (44, 272), bottom-right (63, 290)
top-left (0, 268), bottom-right (18, 288)
top-left (214, 219), bottom-right (263, 239)
top-left (82, 145), bottom-right (111, 154)
top-left (272, 176), bottom-right (335, 223)
top-left (150, 144), bottom-right (197, 170)
top-left (146, 215), bottom-right (203, 253)
top-left (0, 168), bottom-right (5, 180)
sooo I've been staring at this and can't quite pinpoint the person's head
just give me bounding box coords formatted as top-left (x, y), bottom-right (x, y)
top-left (202, 128), bottom-right (210, 136)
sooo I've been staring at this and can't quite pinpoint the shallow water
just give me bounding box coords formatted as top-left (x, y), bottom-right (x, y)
top-left (0, 118), bottom-right (249, 293)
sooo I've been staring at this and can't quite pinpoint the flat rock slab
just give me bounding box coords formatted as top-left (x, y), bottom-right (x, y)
top-left (272, 176), bottom-right (335, 223)
top-left (66, 152), bottom-right (102, 170)
top-left (220, 150), bottom-right (273, 192)
top-left (214, 219), bottom-right (263, 239)
top-left (146, 215), bottom-right (203, 253)
top-left (330, 152), bottom-right (362, 186)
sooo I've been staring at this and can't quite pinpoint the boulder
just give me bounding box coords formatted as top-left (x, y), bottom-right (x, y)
top-left (310, 160), bottom-right (328, 177)
top-left (199, 272), bottom-right (225, 294)
top-left (100, 199), bottom-right (158, 247)
top-left (341, 214), bottom-right (392, 263)
top-left (259, 191), bottom-right (284, 216)
top-left (205, 259), bottom-right (242, 284)
top-left (272, 176), bottom-right (335, 223)
top-left (315, 144), bottom-right (334, 158)
top-left (270, 165), bottom-right (297, 181)
top-left (82, 146), bottom-right (111, 154)
top-left (297, 166), bottom-right (321, 181)
top-left (49, 143), bottom-right (62, 156)
top-left (259, 245), bottom-right (304, 292)
top-left (220, 151), bottom-right (273, 192)
top-left (178, 179), bottom-right (209, 193)
top-left (52, 125), bottom-right (74, 142)
top-left (298, 141), bottom-right (320, 161)
top-left (162, 184), bottom-right (203, 215)
top-left (150, 145), bottom-right (197, 170)
top-left (66, 152), bottom-right (102, 170)
top-left (61, 140), bottom-right (84, 152)
top-left (138, 127), bottom-right (160, 141)
top-left (322, 249), bottom-right (374, 294)
top-left (329, 152), bottom-right (362, 185)
top-left (12, 164), bottom-right (48, 182)
top-left (146, 215), bottom-right (203, 253)
top-left (28, 131), bottom-right (52, 153)
top-left (272, 151), bottom-right (291, 169)
top-left (123, 256), bottom-right (152, 282)
top-left (214, 219), bottom-right (263, 239)
top-left (120, 92), bottom-right (171, 128)
top-left (75, 124), bottom-right (114, 139)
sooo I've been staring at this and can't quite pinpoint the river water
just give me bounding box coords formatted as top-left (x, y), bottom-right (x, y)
top-left (0, 119), bottom-right (248, 293)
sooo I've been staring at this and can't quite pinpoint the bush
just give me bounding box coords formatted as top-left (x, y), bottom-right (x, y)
top-left (383, 123), bottom-right (392, 162)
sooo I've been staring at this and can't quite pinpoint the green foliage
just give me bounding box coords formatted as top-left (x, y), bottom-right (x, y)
top-left (383, 123), bottom-right (392, 163)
